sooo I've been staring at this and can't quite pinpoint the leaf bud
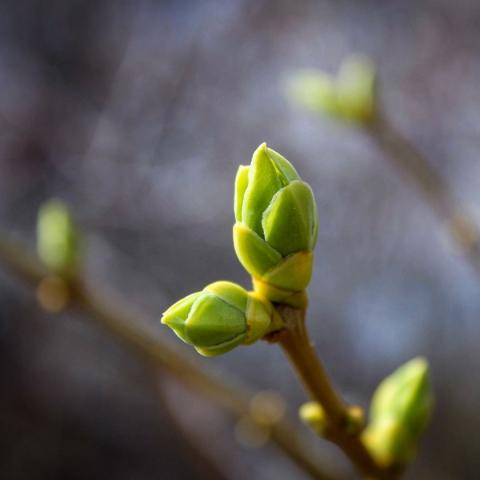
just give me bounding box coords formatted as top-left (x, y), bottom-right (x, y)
top-left (161, 281), bottom-right (283, 356)
top-left (233, 143), bottom-right (318, 307)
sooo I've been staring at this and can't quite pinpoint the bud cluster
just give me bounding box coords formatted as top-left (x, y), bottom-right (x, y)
top-left (233, 143), bottom-right (318, 307)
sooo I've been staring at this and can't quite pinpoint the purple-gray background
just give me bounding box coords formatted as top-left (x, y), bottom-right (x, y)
top-left (1, 1), bottom-right (479, 478)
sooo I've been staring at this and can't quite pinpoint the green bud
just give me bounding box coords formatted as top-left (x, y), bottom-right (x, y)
top-left (285, 70), bottom-right (338, 117)
top-left (336, 55), bottom-right (376, 123)
top-left (299, 401), bottom-right (327, 435)
top-left (286, 55), bottom-right (377, 124)
top-left (344, 405), bottom-right (366, 435)
top-left (37, 200), bottom-right (80, 275)
top-left (299, 402), bottom-right (365, 437)
top-left (233, 143), bottom-right (318, 307)
top-left (362, 357), bottom-right (433, 467)
top-left (161, 281), bottom-right (283, 357)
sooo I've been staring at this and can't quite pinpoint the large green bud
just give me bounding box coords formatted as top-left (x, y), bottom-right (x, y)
top-left (362, 357), bottom-right (433, 468)
top-left (37, 199), bottom-right (81, 276)
top-left (161, 281), bottom-right (282, 357)
top-left (233, 143), bottom-right (318, 307)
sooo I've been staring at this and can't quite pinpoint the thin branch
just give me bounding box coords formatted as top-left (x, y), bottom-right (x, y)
top-left (269, 306), bottom-right (399, 480)
top-left (0, 231), bottom-right (336, 480)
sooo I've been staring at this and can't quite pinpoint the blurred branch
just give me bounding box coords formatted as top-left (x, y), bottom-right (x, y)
top-left (287, 57), bottom-right (480, 273)
top-left (367, 109), bottom-right (480, 272)
top-left (0, 231), bottom-right (336, 480)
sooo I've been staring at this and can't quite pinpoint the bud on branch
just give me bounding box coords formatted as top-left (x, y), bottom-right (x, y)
top-left (363, 357), bottom-right (433, 468)
top-left (161, 281), bottom-right (283, 356)
top-left (233, 143), bottom-right (318, 307)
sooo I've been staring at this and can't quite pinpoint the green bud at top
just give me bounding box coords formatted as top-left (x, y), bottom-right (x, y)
top-left (286, 54), bottom-right (377, 124)
top-left (161, 281), bottom-right (282, 357)
top-left (233, 143), bottom-right (318, 307)
top-left (362, 357), bottom-right (433, 467)
top-left (37, 200), bottom-right (81, 276)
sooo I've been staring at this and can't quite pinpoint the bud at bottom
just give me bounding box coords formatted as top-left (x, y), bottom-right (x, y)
top-left (362, 357), bottom-right (433, 467)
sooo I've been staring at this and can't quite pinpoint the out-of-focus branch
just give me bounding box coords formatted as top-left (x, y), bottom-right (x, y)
top-left (0, 231), bottom-right (336, 480)
top-left (367, 109), bottom-right (480, 273)
top-left (287, 58), bottom-right (480, 273)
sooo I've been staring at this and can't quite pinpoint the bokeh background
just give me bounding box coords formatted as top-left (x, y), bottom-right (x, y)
top-left (1, 1), bottom-right (480, 478)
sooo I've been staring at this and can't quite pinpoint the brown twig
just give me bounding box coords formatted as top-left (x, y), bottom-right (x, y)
top-left (0, 231), bottom-right (336, 480)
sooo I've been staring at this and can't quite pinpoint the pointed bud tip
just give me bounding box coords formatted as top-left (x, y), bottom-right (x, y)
top-left (407, 356), bottom-right (428, 372)
top-left (252, 142), bottom-right (268, 157)
top-left (160, 313), bottom-right (173, 326)
top-left (399, 356), bottom-right (430, 385)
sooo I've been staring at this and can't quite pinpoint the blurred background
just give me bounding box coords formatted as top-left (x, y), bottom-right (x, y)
top-left (1, 0), bottom-right (480, 478)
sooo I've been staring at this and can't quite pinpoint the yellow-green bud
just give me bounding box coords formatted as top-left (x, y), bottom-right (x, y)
top-left (336, 55), bottom-right (376, 123)
top-left (299, 402), bottom-right (365, 437)
top-left (345, 405), bottom-right (366, 435)
top-left (285, 71), bottom-right (338, 117)
top-left (37, 200), bottom-right (80, 276)
top-left (161, 281), bottom-right (282, 357)
top-left (286, 55), bottom-right (377, 124)
top-left (233, 143), bottom-right (318, 307)
top-left (362, 357), bottom-right (433, 467)
top-left (299, 401), bottom-right (327, 435)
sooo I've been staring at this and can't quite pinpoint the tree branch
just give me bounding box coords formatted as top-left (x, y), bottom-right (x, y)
top-left (0, 231), bottom-right (336, 480)
top-left (270, 306), bottom-right (399, 479)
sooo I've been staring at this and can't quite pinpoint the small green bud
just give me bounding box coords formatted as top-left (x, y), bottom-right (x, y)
top-left (362, 357), bottom-right (433, 467)
top-left (285, 71), bottom-right (338, 117)
top-left (336, 55), bottom-right (376, 123)
top-left (286, 54), bottom-right (377, 124)
top-left (37, 200), bottom-right (80, 276)
top-left (344, 405), bottom-right (366, 435)
top-left (161, 281), bottom-right (282, 357)
top-left (299, 402), bottom-right (365, 437)
top-left (233, 143), bottom-right (318, 307)
top-left (299, 401), bottom-right (327, 435)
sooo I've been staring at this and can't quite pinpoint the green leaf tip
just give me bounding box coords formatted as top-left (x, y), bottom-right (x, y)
top-left (233, 144), bottom-right (317, 306)
top-left (161, 281), bottom-right (283, 357)
top-left (286, 54), bottom-right (377, 124)
top-left (362, 357), bottom-right (434, 467)
top-left (37, 199), bottom-right (81, 275)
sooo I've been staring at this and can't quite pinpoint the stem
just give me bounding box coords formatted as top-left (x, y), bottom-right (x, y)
top-left (366, 110), bottom-right (480, 273)
top-left (0, 231), bottom-right (335, 480)
top-left (273, 306), bottom-right (397, 479)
